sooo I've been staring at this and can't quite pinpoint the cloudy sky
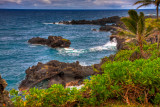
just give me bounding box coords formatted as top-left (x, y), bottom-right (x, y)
top-left (0, 0), bottom-right (155, 9)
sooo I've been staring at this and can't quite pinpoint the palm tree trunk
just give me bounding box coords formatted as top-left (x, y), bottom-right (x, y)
top-left (138, 35), bottom-right (145, 58)
top-left (158, 32), bottom-right (160, 49)
top-left (157, 4), bottom-right (159, 20)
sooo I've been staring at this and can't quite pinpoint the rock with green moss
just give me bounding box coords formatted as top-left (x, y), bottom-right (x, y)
top-left (28, 36), bottom-right (71, 48)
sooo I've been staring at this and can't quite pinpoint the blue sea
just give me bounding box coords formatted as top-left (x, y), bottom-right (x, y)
top-left (0, 9), bottom-right (157, 90)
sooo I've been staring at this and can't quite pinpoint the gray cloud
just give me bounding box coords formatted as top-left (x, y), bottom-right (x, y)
top-left (0, 0), bottom-right (154, 9)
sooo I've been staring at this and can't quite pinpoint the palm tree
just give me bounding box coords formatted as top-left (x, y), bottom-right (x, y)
top-left (134, 0), bottom-right (160, 20)
top-left (117, 10), bottom-right (155, 57)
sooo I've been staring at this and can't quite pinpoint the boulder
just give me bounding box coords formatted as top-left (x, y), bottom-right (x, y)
top-left (19, 61), bottom-right (95, 91)
top-left (0, 75), bottom-right (13, 107)
top-left (92, 29), bottom-right (97, 31)
top-left (28, 36), bottom-right (71, 48)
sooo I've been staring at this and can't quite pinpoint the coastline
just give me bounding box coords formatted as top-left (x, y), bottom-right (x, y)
top-left (1, 10), bottom-right (160, 106)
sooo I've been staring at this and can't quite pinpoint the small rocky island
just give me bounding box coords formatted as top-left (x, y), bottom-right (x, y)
top-left (28, 36), bottom-right (71, 48)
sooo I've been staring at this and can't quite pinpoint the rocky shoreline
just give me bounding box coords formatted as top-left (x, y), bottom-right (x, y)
top-left (54, 16), bottom-right (120, 25)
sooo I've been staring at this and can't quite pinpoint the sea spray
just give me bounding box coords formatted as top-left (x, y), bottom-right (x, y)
top-left (57, 38), bottom-right (117, 56)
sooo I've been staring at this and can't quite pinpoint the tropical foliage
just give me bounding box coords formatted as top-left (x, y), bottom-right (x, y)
top-left (118, 10), bottom-right (155, 58)
top-left (134, 0), bottom-right (160, 20)
top-left (10, 85), bottom-right (81, 107)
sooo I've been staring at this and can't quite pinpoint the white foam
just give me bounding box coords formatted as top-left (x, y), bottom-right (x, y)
top-left (146, 14), bottom-right (156, 16)
top-left (43, 23), bottom-right (53, 25)
top-left (57, 38), bottom-right (117, 56)
top-left (66, 84), bottom-right (84, 90)
top-left (79, 62), bottom-right (88, 66)
top-left (90, 38), bottom-right (117, 52)
top-left (55, 22), bottom-right (64, 25)
top-left (57, 48), bottom-right (86, 56)
top-left (29, 45), bottom-right (37, 47)
top-left (0, 37), bottom-right (14, 41)
top-left (105, 23), bottom-right (115, 25)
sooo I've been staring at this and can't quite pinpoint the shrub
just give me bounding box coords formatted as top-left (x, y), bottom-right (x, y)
top-left (83, 58), bottom-right (160, 105)
top-left (10, 84), bottom-right (82, 107)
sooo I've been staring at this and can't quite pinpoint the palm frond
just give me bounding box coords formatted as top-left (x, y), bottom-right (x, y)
top-left (121, 17), bottom-right (137, 34)
top-left (145, 26), bottom-right (155, 37)
top-left (137, 3), bottom-right (152, 9)
top-left (128, 10), bottom-right (139, 22)
top-left (134, 0), bottom-right (145, 5)
top-left (115, 27), bottom-right (136, 38)
top-left (137, 12), bottom-right (145, 35)
top-left (134, 0), bottom-right (156, 8)
top-left (145, 27), bottom-right (158, 37)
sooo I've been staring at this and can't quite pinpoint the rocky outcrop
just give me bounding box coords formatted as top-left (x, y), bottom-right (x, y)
top-left (110, 35), bottom-right (127, 50)
top-left (19, 60), bottom-right (95, 91)
top-left (28, 36), bottom-right (71, 48)
top-left (0, 75), bottom-right (13, 107)
top-left (99, 20), bottom-right (124, 33)
top-left (99, 25), bottom-right (116, 32)
top-left (54, 16), bottom-right (120, 26)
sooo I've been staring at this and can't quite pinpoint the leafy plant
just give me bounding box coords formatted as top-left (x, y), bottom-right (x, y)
top-left (10, 84), bottom-right (82, 107)
top-left (117, 10), bottom-right (155, 58)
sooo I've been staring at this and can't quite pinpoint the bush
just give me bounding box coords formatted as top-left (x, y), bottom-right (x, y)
top-left (83, 58), bottom-right (160, 105)
top-left (10, 84), bottom-right (82, 107)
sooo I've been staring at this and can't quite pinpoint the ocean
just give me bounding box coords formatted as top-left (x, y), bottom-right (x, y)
top-left (0, 9), bottom-right (157, 90)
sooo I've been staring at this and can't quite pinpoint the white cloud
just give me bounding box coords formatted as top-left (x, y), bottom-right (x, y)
top-left (1, 0), bottom-right (22, 4)
top-left (93, 0), bottom-right (131, 6)
top-left (0, 0), bottom-right (152, 9)
top-left (41, 0), bottom-right (51, 4)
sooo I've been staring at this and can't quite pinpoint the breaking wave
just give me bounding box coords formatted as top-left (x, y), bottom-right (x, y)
top-left (57, 38), bottom-right (117, 56)
top-left (43, 23), bottom-right (53, 25)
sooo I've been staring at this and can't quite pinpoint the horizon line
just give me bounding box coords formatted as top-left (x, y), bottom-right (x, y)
top-left (0, 8), bottom-right (155, 10)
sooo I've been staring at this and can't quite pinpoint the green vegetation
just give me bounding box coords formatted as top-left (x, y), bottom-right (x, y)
top-left (10, 85), bottom-right (81, 107)
top-left (134, 0), bottom-right (160, 20)
top-left (113, 43), bottom-right (160, 61)
top-left (118, 10), bottom-right (155, 58)
top-left (85, 58), bottom-right (160, 105)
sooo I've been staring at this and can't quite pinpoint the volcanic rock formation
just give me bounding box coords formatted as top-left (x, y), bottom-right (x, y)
top-left (28, 36), bottom-right (71, 48)
top-left (19, 60), bottom-right (95, 91)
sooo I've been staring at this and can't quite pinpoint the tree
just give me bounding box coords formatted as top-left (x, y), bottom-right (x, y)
top-left (134, 0), bottom-right (160, 20)
top-left (117, 10), bottom-right (155, 57)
